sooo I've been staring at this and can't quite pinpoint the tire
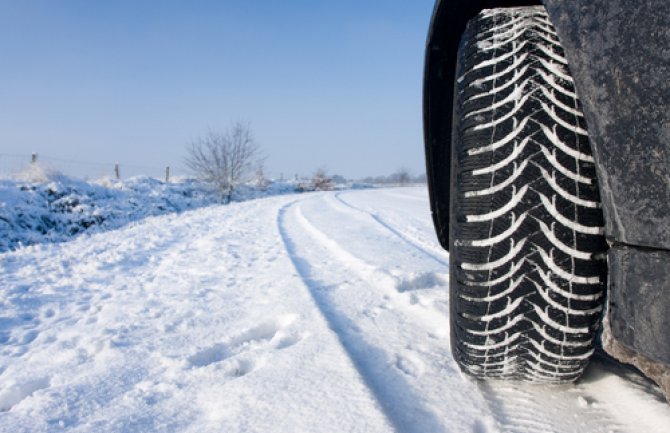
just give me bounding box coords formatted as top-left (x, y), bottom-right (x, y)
top-left (449, 6), bottom-right (608, 382)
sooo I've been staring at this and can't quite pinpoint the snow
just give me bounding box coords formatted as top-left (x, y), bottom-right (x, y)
top-left (0, 167), bottom-right (310, 253)
top-left (1, 186), bottom-right (669, 432)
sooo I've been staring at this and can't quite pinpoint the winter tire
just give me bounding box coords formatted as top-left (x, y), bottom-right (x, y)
top-left (449, 6), bottom-right (608, 382)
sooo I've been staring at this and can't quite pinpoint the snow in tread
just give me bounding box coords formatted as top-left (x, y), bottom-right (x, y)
top-left (451, 6), bottom-right (607, 382)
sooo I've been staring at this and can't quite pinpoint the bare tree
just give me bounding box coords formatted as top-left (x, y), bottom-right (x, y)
top-left (295, 168), bottom-right (334, 192)
top-left (254, 163), bottom-right (270, 190)
top-left (391, 167), bottom-right (411, 185)
top-left (312, 168), bottom-right (333, 191)
top-left (185, 122), bottom-right (263, 202)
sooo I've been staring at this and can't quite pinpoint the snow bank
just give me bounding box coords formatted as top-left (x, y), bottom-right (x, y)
top-left (0, 167), bottom-right (306, 253)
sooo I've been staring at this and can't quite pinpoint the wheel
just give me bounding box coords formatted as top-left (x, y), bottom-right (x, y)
top-left (449, 6), bottom-right (608, 382)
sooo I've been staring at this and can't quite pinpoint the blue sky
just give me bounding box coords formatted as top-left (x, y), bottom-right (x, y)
top-left (0, 1), bottom-right (435, 179)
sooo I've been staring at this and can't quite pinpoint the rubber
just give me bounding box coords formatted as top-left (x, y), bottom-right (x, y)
top-left (449, 6), bottom-right (608, 382)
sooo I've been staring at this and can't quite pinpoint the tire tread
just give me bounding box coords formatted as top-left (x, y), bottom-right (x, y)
top-left (450, 6), bottom-right (607, 382)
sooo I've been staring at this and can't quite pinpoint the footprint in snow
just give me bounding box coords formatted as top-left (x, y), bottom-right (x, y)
top-left (0, 377), bottom-right (51, 412)
top-left (187, 314), bottom-right (303, 374)
top-left (21, 330), bottom-right (39, 345)
top-left (275, 333), bottom-right (303, 350)
top-left (395, 351), bottom-right (425, 378)
top-left (395, 272), bottom-right (447, 293)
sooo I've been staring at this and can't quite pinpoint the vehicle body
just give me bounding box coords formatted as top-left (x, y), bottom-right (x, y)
top-left (424, 0), bottom-right (670, 396)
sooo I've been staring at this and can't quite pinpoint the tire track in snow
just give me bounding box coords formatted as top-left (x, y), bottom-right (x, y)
top-left (277, 200), bottom-right (448, 433)
top-left (292, 197), bottom-right (449, 325)
top-left (332, 192), bottom-right (449, 267)
top-left (278, 196), bottom-right (497, 433)
top-left (476, 378), bottom-right (625, 433)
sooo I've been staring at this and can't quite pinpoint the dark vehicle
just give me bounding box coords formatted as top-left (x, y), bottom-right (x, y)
top-left (423, 0), bottom-right (670, 397)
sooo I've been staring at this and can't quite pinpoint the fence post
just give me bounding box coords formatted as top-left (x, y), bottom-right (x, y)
top-left (165, 166), bottom-right (170, 183)
top-left (31, 153), bottom-right (37, 164)
top-left (114, 163), bottom-right (120, 179)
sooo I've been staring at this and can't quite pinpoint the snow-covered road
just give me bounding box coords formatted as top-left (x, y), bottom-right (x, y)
top-left (2, 187), bottom-right (669, 432)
